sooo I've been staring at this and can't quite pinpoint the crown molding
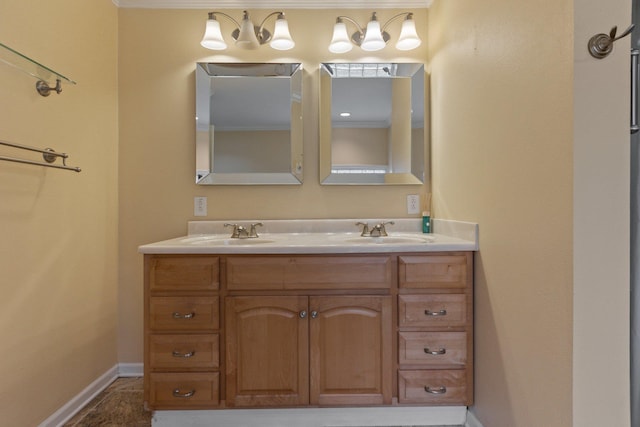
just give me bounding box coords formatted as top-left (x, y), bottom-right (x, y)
top-left (112, 0), bottom-right (432, 9)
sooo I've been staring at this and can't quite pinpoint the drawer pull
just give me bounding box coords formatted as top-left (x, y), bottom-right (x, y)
top-left (172, 388), bottom-right (196, 398)
top-left (424, 347), bottom-right (447, 355)
top-left (172, 311), bottom-right (196, 319)
top-left (424, 386), bottom-right (447, 395)
top-left (172, 350), bottom-right (196, 358)
top-left (424, 309), bottom-right (447, 316)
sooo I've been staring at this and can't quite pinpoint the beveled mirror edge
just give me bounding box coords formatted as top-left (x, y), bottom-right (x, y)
top-left (319, 62), bottom-right (426, 186)
top-left (195, 62), bottom-right (304, 186)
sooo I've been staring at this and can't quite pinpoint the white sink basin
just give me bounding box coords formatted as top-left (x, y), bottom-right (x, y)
top-left (222, 239), bottom-right (275, 245)
top-left (343, 236), bottom-right (435, 244)
top-left (179, 236), bottom-right (275, 246)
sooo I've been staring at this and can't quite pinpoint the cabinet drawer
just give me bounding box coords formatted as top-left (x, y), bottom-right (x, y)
top-left (398, 370), bottom-right (468, 405)
top-left (149, 256), bottom-right (219, 292)
top-left (399, 255), bottom-right (469, 290)
top-left (149, 334), bottom-right (219, 370)
top-left (398, 295), bottom-right (466, 328)
top-left (149, 297), bottom-right (219, 331)
top-left (399, 332), bottom-right (466, 367)
top-left (226, 256), bottom-right (392, 290)
top-left (149, 372), bottom-right (220, 408)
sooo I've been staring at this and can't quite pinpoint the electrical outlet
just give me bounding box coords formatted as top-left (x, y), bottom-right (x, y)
top-left (194, 196), bottom-right (207, 216)
top-left (407, 194), bottom-right (420, 214)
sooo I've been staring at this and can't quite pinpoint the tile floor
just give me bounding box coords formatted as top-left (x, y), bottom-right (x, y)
top-left (62, 377), bottom-right (464, 427)
top-left (63, 377), bottom-right (151, 426)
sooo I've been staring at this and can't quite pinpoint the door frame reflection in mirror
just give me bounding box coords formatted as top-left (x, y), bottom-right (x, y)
top-left (196, 62), bottom-right (303, 185)
top-left (319, 62), bottom-right (425, 185)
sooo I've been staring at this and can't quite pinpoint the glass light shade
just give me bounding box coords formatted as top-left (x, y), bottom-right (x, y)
top-left (396, 18), bottom-right (422, 51)
top-left (328, 21), bottom-right (353, 53)
top-left (236, 16), bottom-right (260, 49)
top-left (200, 18), bottom-right (227, 50)
top-left (270, 17), bottom-right (295, 50)
top-left (360, 19), bottom-right (386, 51)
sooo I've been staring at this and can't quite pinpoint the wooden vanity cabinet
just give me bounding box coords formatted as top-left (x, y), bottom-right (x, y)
top-left (143, 251), bottom-right (473, 410)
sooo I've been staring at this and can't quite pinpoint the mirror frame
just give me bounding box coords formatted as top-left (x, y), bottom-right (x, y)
top-left (319, 62), bottom-right (425, 185)
top-left (196, 62), bottom-right (303, 185)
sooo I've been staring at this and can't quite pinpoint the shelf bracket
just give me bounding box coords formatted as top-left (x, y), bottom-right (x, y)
top-left (36, 78), bottom-right (62, 96)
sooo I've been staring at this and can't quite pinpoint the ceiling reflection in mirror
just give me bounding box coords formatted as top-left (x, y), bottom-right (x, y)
top-left (320, 63), bottom-right (425, 185)
top-left (196, 63), bottom-right (303, 185)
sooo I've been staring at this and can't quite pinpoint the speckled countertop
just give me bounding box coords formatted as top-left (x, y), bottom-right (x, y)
top-left (138, 218), bottom-right (478, 254)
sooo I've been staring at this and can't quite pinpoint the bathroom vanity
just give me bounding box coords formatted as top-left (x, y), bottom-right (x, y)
top-left (139, 219), bottom-right (477, 412)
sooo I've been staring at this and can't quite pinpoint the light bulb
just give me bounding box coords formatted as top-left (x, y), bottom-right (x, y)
top-left (200, 17), bottom-right (227, 50)
top-left (270, 14), bottom-right (295, 50)
top-left (361, 18), bottom-right (386, 51)
top-left (329, 20), bottom-right (353, 53)
top-left (396, 16), bottom-right (421, 51)
top-left (236, 11), bottom-right (260, 49)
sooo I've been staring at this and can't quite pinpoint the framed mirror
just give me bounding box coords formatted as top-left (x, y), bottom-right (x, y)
top-left (319, 63), bottom-right (425, 185)
top-left (196, 63), bottom-right (303, 185)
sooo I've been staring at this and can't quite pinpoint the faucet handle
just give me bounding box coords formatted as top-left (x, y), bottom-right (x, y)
top-left (355, 221), bottom-right (370, 236)
top-left (224, 223), bottom-right (239, 238)
top-left (249, 222), bottom-right (263, 238)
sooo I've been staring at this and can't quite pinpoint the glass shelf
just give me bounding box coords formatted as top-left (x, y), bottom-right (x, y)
top-left (0, 42), bottom-right (76, 86)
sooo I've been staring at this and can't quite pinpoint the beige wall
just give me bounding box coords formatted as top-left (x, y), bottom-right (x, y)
top-left (214, 130), bottom-right (291, 173)
top-left (429, 0), bottom-right (574, 426)
top-left (332, 128), bottom-right (389, 166)
top-left (0, 1), bottom-right (118, 425)
top-left (431, 0), bottom-right (632, 426)
top-left (117, 8), bottom-right (429, 362)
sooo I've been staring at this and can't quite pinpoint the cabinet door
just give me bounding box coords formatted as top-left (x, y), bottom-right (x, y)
top-left (226, 296), bottom-right (309, 407)
top-left (309, 296), bottom-right (392, 405)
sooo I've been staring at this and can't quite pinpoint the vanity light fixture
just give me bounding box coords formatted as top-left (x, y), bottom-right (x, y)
top-left (201, 10), bottom-right (295, 51)
top-left (329, 12), bottom-right (421, 53)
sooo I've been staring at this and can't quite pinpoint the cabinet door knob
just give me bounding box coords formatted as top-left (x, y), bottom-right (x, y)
top-left (424, 309), bottom-right (447, 317)
top-left (172, 350), bottom-right (196, 358)
top-left (424, 386), bottom-right (447, 395)
top-left (311, 310), bottom-right (319, 319)
top-left (173, 311), bottom-right (196, 319)
top-left (299, 310), bottom-right (307, 318)
top-left (172, 388), bottom-right (196, 398)
top-left (424, 347), bottom-right (446, 355)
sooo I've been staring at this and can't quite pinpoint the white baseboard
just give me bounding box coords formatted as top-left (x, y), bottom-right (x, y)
top-left (118, 362), bottom-right (144, 377)
top-left (465, 410), bottom-right (485, 427)
top-left (39, 363), bottom-right (144, 427)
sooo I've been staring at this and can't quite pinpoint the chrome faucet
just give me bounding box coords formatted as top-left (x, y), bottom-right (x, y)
top-left (224, 223), bottom-right (249, 238)
top-left (370, 221), bottom-right (395, 237)
top-left (224, 222), bottom-right (262, 239)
